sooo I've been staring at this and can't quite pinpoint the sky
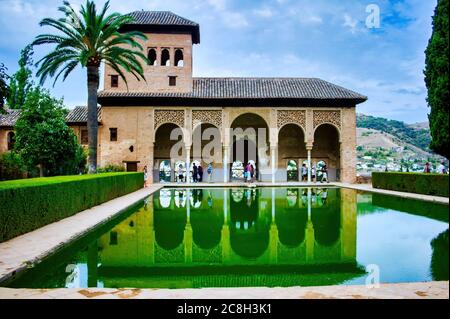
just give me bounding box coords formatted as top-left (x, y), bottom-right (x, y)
top-left (0, 0), bottom-right (438, 123)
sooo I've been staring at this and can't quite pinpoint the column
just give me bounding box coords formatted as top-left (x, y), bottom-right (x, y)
top-left (184, 189), bottom-right (193, 263)
top-left (307, 146), bottom-right (312, 183)
top-left (87, 240), bottom-right (98, 287)
top-left (271, 145), bottom-right (277, 184)
top-left (223, 145), bottom-right (229, 183)
top-left (186, 146), bottom-right (191, 184)
top-left (269, 188), bottom-right (278, 263)
top-left (305, 188), bottom-right (314, 262)
top-left (221, 189), bottom-right (231, 263)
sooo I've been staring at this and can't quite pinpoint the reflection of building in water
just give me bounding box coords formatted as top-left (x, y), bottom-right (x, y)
top-left (93, 188), bottom-right (358, 287)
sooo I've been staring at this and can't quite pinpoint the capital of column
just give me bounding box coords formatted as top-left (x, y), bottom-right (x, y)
top-left (306, 143), bottom-right (313, 151)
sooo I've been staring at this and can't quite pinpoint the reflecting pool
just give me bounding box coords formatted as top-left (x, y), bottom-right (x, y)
top-left (5, 187), bottom-right (448, 289)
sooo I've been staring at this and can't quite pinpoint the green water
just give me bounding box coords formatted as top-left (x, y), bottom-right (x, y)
top-left (5, 187), bottom-right (449, 289)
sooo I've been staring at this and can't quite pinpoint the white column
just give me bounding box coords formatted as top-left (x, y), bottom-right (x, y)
top-left (271, 145), bottom-right (276, 184)
top-left (223, 145), bottom-right (228, 183)
top-left (186, 146), bottom-right (191, 184)
top-left (307, 148), bottom-right (312, 183)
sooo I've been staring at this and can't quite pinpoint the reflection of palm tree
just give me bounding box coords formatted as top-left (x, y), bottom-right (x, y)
top-left (430, 229), bottom-right (449, 281)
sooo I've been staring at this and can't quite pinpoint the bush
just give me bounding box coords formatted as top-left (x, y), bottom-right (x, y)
top-left (372, 172), bottom-right (449, 197)
top-left (0, 152), bottom-right (26, 181)
top-left (96, 164), bottom-right (125, 173)
top-left (0, 172), bottom-right (143, 242)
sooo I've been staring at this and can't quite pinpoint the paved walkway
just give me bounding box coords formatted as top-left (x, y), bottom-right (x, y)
top-left (0, 281), bottom-right (447, 299)
top-left (0, 185), bottom-right (162, 285)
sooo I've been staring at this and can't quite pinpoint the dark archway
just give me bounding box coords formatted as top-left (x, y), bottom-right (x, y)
top-left (278, 124), bottom-right (306, 181)
top-left (230, 113), bottom-right (269, 181)
top-left (312, 124), bottom-right (340, 181)
top-left (154, 123), bottom-right (184, 182)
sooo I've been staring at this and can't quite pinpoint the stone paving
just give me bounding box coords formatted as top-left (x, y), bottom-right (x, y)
top-left (0, 281), bottom-right (447, 299)
top-left (0, 185), bottom-right (162, 285)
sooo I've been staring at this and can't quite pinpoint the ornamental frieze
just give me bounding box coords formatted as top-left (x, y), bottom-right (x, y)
top-left (277, 110), bottom-right (306, 130)
top-left (192, 110), bottom-right (222, 128)
top-left (154, 110), bottom-right (185, 129)
top-left (313, 110), bottom-right (341, 129)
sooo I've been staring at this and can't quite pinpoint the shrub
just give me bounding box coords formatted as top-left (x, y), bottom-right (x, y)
top-left (372, 172), bottom-right (449, 197)
top-left (96, 163), bottom-right (125, 173)
top-left (0, 172), bottom-right (143, 242)
top-left (0, 152), bottom-right (26, 181)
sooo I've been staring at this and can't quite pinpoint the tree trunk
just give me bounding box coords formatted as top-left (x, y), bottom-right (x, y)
top-left (39, 164), bottom-right (44, 177)
top-left (87, 65), bottom-right (99, 173)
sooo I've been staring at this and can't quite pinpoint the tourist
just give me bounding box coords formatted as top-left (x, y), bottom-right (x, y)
top-left (198, 165), bottom-right (204, 182)
top-left (207, 163), bottom-right (213, 182)
top-left (311, 165), bottom-right (316, 182)
top-left (321, 165), bottom-right (329, 183)
top-left (437, 161), bottom-right (448, 174)
top-left (143, 166), bottom-right (148, 188)
top-left (250, 163), bottom-right (255, 181)
top-left (193, 163), bottom-right (198, 182)
top-left (246, 162), bottom-right (252, 183)
top-left (178, 164), bottom-right (184, 183)
top-left (301, 163), bottom-right (307, 181)
top-left (423, 162), bottom-right (431, 173)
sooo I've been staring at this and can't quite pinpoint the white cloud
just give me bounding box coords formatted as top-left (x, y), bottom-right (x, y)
top-left (343, 13), bottom-right (358, 33)
top-left (253, 7), bottom-right (274, 18)
top-left (223, 11), bottom-right (248, 28)
top-left (206, 0), bottom-right (226, 11)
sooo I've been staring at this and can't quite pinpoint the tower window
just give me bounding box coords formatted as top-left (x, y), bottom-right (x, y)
top-left (175, 49), bottom-right (184, 67)
top-left (148, 48), bottom-right (157, 66)
top-left (161, 48), bottom-right (170, 66)
top-left (109, 128), bottom-right (118, 141)
top-left (110, 75), bottom-right (118, 87)
top-left (169, 76), bottom-right (177, 86)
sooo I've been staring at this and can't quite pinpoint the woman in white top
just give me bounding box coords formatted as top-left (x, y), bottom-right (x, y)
top-left (143, 166), bottom-right (148, 188)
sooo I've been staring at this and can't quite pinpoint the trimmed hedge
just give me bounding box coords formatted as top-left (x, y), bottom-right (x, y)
top-left (0, 172), bottom-right (143, 243)
top-left (372, 172), bottom-right (449, 197)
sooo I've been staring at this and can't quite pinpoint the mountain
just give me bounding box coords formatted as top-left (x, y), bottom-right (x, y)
top-left (355, 114), bottom-right (445, 173)
top-left (356, 114), bottom-right (431, 152)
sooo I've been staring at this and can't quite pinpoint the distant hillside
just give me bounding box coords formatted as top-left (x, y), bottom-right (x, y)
top-left (356, 114), bottom-right (431, 152)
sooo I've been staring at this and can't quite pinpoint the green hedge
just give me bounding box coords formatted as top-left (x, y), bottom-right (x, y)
top-left (372, 172), bottom-right (449, 197)
top-left (0, 172), bottom-right (143, 243)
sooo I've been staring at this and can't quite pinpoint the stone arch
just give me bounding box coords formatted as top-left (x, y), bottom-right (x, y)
top-left (174, 49), bottom-right (184, 67)
top-left (153, 123), bottom-right (185, 182)
top-left (311, 124), bottom-right (340, 182)
top-left (161, 48), bottom-right (170, 66)
top-left (191, 123), bottom-right (222, 169)
top-left (277, 123), bottom-right (306, 181)
top-left (148, 48), bottom-right (157, 66)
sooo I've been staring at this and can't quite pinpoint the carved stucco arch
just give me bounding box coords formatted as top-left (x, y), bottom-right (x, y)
top-left (153, 109), bottom-right (186, 144)
top-left (277, 122), bottom-right (307, 144)
top-left (192, 110), bottom-right (223, 143)
top-left (312, 110), bottom-right (342, 143)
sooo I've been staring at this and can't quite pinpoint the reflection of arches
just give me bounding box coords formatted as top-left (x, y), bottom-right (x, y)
top-left (159, 189), bottom-right (172, 208)
top-left (174, 189), bottom-right (186, 208)
top-left (312, 124), bottom-right (340, 182)
top-left (148, 48), bottom-right (157, 66)
top-left (191, 209), bottom-right (223, 249)
top-left (7, 131), bottom-right (15, 151)
top-left (311, 189), bottom-right (341, 246)
top-left (153, 190), bottom-right (187, 250)
top-left (277, 205), bottom-right (307, 247)
top-left (161, 48), bottom-right (170, 66)
top-left (175, 49), bottom-right (184, 67)
top-left (230, 189), bottom-right (270, 258)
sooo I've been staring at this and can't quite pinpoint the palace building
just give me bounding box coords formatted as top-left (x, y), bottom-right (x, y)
top-left (0, 11), bottom-right (367, 183)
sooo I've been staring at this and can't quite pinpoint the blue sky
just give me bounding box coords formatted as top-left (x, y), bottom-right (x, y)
top-left (0, 0), bottom-right (437, 123)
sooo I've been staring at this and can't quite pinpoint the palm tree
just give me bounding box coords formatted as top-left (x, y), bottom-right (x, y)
top-left (32, 0), bottom-right (148, 173)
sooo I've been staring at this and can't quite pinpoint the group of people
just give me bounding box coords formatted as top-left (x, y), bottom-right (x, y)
top-left (424, 161), bottom-right (448, 174)
top-left (178, 162), bottom-right (214, 183)
top-left (244, 162), bottom-right (255, 182)
top-left (301, 163), bottom-right (328, 183)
